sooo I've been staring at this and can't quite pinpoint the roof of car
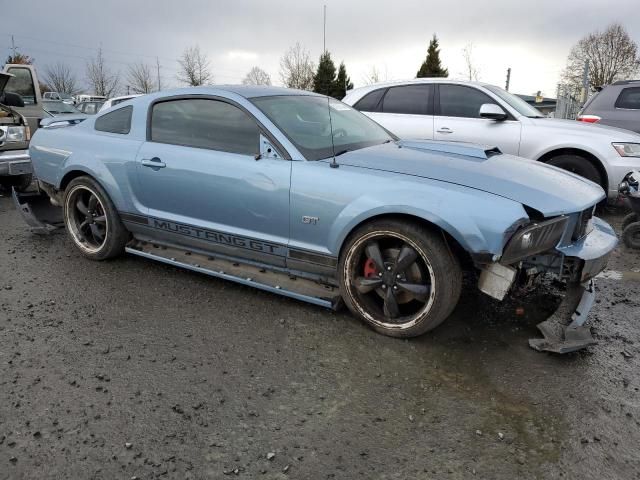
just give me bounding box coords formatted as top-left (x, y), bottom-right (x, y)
top-left (345, 78), bottom-right (495, 97)
top-left (153, 85), bottom-right (323, 99)
top-left (612, 80), bottom-right (640, 86)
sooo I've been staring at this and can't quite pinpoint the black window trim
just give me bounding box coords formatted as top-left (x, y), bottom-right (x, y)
top-left (614, 87), bottom-right (640, 110)
top-left (94, 105), bottom-right (133, 135)
top-left (434, 83), bottom-right (516, 121)
top-left (146, 94), bottom-right (291, 160)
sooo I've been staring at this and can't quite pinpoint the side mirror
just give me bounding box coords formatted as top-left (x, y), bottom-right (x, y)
top-left (1, 92), bottom-right (25, 108)
top-left (255, 134), bottom-right (281, 161)
top-left (479, 103), bottom-right (508, 121)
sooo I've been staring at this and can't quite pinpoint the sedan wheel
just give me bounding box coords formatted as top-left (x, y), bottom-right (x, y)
top-left (339, 220), bottom-right (462, 338)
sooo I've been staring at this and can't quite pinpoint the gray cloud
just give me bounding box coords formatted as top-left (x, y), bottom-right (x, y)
top-left (4, 0), bottom-right (639, 96)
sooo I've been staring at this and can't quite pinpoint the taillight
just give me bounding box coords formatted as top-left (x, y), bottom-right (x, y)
top-left (576, 115), bottom-right (601, 123)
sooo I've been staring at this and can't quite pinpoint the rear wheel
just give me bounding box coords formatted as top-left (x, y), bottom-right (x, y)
top-left (546, 154), bottom-right (603, 188)
top-left (339, 219), bottom-right (462, 338)
top-left (63, 176), bottom-right (129, 260)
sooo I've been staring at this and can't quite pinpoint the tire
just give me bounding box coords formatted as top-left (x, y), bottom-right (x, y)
top-left (622, 213), bottom-right (639, 232)
top-left (622, 222), bottom-right (640, 249)
top-left (546, 154), bottom-right (602, 187)
top-left (339, 219), bottom-right (462, 338)
top-left (0, 174), bottom-right (32, 192)
top-left (63, 176), bottom-right (129, 260)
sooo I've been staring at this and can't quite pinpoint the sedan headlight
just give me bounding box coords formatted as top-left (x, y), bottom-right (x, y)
top-left (501, 216), bottom-right (568, 265)
top-left (2, 126), bottom-right (30, 143)
top-left (612, 142), bottom-right (640, 157)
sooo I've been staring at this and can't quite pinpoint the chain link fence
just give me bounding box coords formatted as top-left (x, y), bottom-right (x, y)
top-left (554, 84), bottom-right (584, 119)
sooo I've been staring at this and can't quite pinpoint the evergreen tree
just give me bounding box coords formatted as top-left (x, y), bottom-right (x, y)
top-left (333, 62), bottom-right (354, 99)
top-left (417, 35), bottom-right (448, 78)
top-left (313, 52), bottom-right (337, 96)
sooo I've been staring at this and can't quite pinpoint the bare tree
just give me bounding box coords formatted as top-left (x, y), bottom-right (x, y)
top-left (86, 48), bottom-right (120, 97)
top-left (242, 66), bottom-right (271, 86)
top-left (127, 62), bottom-right (155, 93)
top-left (562, 23), bottom-right (640, 92)
top-left (361, 65), bottom-right (387, 85)
top-left (177, 45), bottom-right (212, 86)
top-left (462, 43), bottom-right (480, 81)
top-left (279, 42), bottom-right (315, 90)
top-left (43, 62), bottom-right (80, 94)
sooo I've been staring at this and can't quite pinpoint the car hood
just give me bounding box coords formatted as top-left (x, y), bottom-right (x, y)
top-left (331, 141), bottom-right (604, 216)
top-left (528, 117), bottom-right (640, 140)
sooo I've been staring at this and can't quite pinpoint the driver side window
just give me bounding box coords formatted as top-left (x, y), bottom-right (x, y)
top-left (150, 99), bottom-right (260, 156)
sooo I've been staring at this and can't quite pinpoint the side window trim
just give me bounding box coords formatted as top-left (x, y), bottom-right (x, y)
top-left (145, 94), bottom-right (291, 160)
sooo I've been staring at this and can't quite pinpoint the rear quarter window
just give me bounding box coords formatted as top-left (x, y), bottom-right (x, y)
top-left (353, 89), bottom-right (386, 112)
top-left (95, 106), bottom-right (133, 134)
top-left (615, 87), bottom-right (640, 110)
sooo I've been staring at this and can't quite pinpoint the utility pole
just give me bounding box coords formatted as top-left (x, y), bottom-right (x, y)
top-left (505, 67), bottom-right (511, 91)
top-left (156, 57), bottom-right (162, 92)
top-left (323, 5), bottom-right (327, 53)
top-left (10, 35), bottom-right (19, 58)
top-left (581, 60), bottom-right (589, 104)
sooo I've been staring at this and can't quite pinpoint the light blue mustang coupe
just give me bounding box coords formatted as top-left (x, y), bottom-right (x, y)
top-left (15, 86), bottom-right (618, 353)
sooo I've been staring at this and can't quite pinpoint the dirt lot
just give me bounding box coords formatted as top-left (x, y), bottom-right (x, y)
top-left (1, 192), bottom-right (639, 480)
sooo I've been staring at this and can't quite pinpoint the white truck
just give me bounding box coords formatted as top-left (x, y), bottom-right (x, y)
top-left (0, 64), bottom-right (44, 191)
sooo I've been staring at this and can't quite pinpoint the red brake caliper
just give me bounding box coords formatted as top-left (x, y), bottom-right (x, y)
top-left (363, 258), bottom-right (378, 278)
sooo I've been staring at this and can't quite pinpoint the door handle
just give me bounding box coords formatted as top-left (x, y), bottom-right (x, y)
top-left (141, 157), bottom-right (166, 168)
top-left (437, 127), bottom-right (453, 134)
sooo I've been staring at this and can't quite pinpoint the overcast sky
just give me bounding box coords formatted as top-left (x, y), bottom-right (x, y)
top-left (4, 0), bottom-right (639, 97)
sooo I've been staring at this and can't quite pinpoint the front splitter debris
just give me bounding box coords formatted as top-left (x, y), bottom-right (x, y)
top-left (529, 280), bottom-right (596, 354)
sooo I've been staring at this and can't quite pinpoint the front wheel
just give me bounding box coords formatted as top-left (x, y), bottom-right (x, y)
top-left (546, 154), bottom-right (602, 188)
top-left (339, 219), bottom-right (462, 338)
top-left (63, 176), bottom-right (129, 260)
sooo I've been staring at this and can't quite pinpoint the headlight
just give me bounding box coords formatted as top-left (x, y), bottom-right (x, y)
top-left (4, 126), bottom-right (29, 142)
top-left (612, 143), bottom-right (640, 157)
top-left (501, 216), bottom-right (568, 265)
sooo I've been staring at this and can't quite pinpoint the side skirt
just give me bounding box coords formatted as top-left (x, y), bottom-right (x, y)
top-left (125, 240), bottom-right (342, 310)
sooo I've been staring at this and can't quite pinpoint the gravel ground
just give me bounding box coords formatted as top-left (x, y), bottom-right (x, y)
top-left (1, 192), bottom-right (639, 480)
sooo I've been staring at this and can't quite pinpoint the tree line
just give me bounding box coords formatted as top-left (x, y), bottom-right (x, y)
top-left (5, 22), bottom-right (639, 100)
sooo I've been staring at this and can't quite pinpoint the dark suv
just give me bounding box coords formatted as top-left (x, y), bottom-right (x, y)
top-left (578, 80), bottom-right (640, 133)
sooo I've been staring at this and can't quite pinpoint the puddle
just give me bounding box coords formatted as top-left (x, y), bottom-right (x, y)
top-left (597, 270), bottom-right (640, 282)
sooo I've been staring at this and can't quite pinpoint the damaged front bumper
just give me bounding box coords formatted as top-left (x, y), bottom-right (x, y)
top-left (529, 217), bottom-right (618, 353)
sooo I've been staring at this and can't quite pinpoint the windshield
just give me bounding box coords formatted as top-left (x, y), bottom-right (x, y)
top-left (485, 85), bottom-right (545, 118)
top-left (59, 93), bottom-right (73, 100)
top-left (252, 95), bottom-right (394, 161)
top-left (43, 100), bottom-right (79, 115)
